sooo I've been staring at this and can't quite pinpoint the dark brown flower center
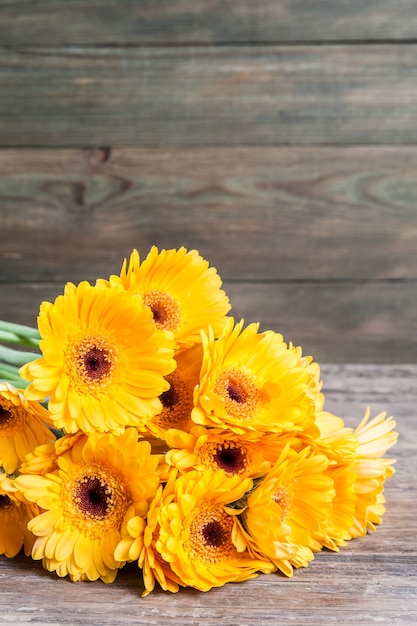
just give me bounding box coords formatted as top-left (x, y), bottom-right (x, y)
top-left (150, 304), bottom-right (165, 325)
top-left (0, 406), bottom-right (11, 425)
top-left (65, 332), bottom-right (118, 396)
top-left (160, 383), bottom-right (179, 409)
top-left (152, 373), bottom-right (193, 432)
top-left (187, 505), bottom-right (236, 562)
top-left (83, 347), bottom-right (112, 381)
top-left (213, 446), bottom-right (246, 474)
top-left (74, 476), bottom-right (110, 519)
top-left (0, 494), bottom-right (12, 511)
top-left (214, 369), bottom-right (261, 422)
top-left (226, 379), bottom-right (248, 403)
top-left (143, 291), bottom-right (181, 332)
top-left (202, 520), bottom-right (228, 548)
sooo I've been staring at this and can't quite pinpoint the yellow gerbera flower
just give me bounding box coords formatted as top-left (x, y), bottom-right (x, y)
top-left (15, 428), bottom-right (162, 583)
top-left (0, 382), bottom-right (55, 474)
top-left (115, 468), bottom-right (184, 596)
top-left (155, 469), bottom-right (274, 591)
top-left (349, 409), bottom-right (397, 538)
top-left (0, 472), bottom-right (39, 558)
top-left (305, 408), bottom-right (397, 544)
top-left (312, 410), bottom-right (359, 463)
top-left (302, 410), bottom-right (359, 546)
top-left (192, 318), bottom-right (318, 435)
top-left (323, 463), bottom-right (357, 547)
top-left (164, 425), bottom-right (286, 478)
top-left (20, 281), bottom-right (176, 434)
top-left (237, 444), bottom-right (336, 576)
top-left (19, 431), bottom-right (88, 476)
top-left (110, 247), bottom-right (231, 349)
top-left (290, 343), bottom-right (325, 412)
top-left (145, 344), bottom-right (203, 439)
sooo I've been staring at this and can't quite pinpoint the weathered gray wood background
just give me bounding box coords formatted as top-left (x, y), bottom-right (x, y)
top-left (1, 1), bottom-right (417, 363)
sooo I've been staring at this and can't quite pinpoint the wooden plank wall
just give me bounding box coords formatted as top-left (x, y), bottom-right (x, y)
top-left (1, 1), bottom-right (417, 363)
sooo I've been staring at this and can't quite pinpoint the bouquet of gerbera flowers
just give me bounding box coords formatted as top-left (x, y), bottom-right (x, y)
top-left (0, 247), bottom-right (397, 595)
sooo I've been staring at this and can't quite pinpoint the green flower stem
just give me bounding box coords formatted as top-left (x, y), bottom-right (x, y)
top-left (0, 320), bottom-right (40, 348)
top-left (0, 344), bottom-right (39, 366)
top-left (0, 377), bottom-right (30, 389)
top-left (0, 361), bottom-right (24, 380)
top-left (0, 330), bottom-right (26, 345)
top-left (0, 319), bottom-right (39, 339)
top-left (0, 330), bottom-right (40, 348)
top-left (50, 427), bottom-right (65, 438)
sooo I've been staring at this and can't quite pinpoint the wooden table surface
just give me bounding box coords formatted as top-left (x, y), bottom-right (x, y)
top-left (0, 363), bottom-right (415, 625)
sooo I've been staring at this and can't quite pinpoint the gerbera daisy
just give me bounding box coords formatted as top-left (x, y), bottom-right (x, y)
top-left (20, 281), bottom-right (176, 434)
top-left (145, 344), bottom-right (203, 440)
top-left (19, 431), bottom-right (87, 476)
top-left (0, 472), bottom-right (39, 558)
top-left (109, 247), bottom-right (231, 349)
top-left (191, 318), bottom-right (319, 435)
top-left (289, 343), bottom-right (325, 412)
top-left (155, 469), bottom-right (274, 591)
top-left (296, 409), bottom-right (361, 546)
top-left (164, 425), bottom-right (287, 478)
top-left (236, 444), bottom-right (336, 576)
top-left (306, 408), bottom-right (397, 545)
top-left (322, 463), bottom-right (358, 547)
top-left (115, 468), bottom-right (184, 596)
top-left (312, 410), bottom-right (359, 463)
top-left (15, 428), bottom-right (162, 583)
top-left (349, 409), bottom-right (397, 538)
top-left (0, 382), bottom-right (55, 474)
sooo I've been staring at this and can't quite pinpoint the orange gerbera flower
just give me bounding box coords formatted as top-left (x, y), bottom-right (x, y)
top-left (0, 382), bottom-right (55, 474)
top-left (145, 344), bottom-right (203, 440)
top-left (349, 409), bottom-right (397, 537)
top-left (155, 469), bottom-right (274, 591)
top-left (235, 444), bottom-right (336, 576)
top-left (192, 318), bottom-right (319, 436)
top-left (164, 425), bottom-right (288, 478)
top-left (115, 468), bottom-right (184, 596)
top-left (0, 472), bottom-right (39, 558)
top-left (307, 408), bottom-right (397, 545)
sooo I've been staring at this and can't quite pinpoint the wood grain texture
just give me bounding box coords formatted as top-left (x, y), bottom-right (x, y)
top-left (2, 45), bottom-right (417, 146)
top-left (1, 1), bottom-right (417, 45)
top-left (1, 281), bottom-right (416, 364)
top-left (2, 145), bottom-right (417, 363)
top-left (1, 364), bottom-right (415, 625)
top-left (1, 3), bottom-right (416, 366)
top-left (227, 281), bottom-right (417, 364)
top-left (2, 146), bottom-right (417, 282)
